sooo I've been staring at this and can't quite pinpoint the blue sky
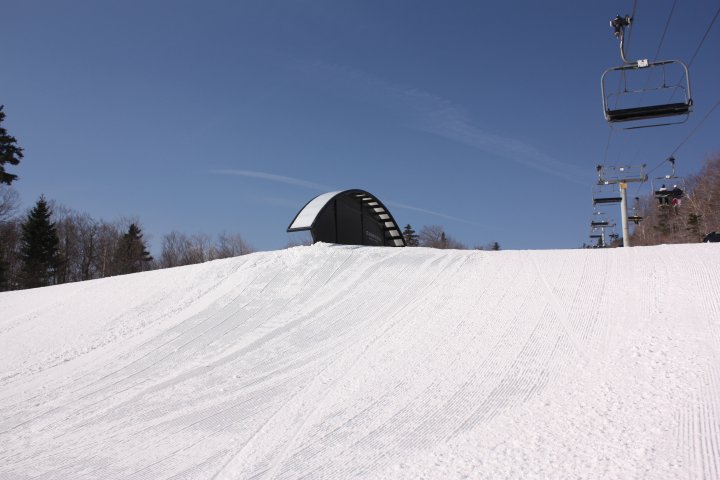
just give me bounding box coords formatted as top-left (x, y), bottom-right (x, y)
top-left (2, 1), bottom-right (719, 252)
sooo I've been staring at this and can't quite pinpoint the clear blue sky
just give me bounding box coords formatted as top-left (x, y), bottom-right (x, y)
top-left (2, 1), bottom-right (719, 252)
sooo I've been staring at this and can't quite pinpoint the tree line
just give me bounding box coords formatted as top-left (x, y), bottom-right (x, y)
top-left (401, 224), bottom-right (500, 251)
top-left (0, 194), bottom-right (255, 291)
top-left (0, 191), bottom-right (495, 291)
top-left (629, 153), bottom-right (720, 246)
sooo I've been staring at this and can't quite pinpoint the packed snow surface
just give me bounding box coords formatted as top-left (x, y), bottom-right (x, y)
top-left (1, 243), bottom-right (720, 479)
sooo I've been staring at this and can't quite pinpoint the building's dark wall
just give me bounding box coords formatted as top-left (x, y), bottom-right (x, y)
top-left (311, 193), bottom-right (391, 246)
top-left (312, 202), bottom-right (337, 244)
top-left (336, 196), bottom-right (363, 245)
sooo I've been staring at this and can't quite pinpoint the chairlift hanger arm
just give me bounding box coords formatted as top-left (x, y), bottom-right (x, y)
top-left (611, 14), bottom-right (634, 65)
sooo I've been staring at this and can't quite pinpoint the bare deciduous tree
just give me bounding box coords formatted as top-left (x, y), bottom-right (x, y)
top-left (54, 208), bottom-right (106, 283)
top-left (419, 225), bottom-right (466, 249)
top-left (212, 232), bottom-right (252, 259)
top-left (159, 231), bottom-right (191, 268)
top-left (160, 231), bottom-right (253, 268)
top-left (629, 153), bottom-right (720, 245)
top-left (0, 186), bottom-right (20, 223)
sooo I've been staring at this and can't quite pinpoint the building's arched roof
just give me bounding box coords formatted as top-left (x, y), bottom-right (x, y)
top-left (287, 189), bottom-right (405, 247)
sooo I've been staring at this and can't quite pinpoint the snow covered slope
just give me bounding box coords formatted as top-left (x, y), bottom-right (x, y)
top-left (1, 243), bottom-right (719, 479)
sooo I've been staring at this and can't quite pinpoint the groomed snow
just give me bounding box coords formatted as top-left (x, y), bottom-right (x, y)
top-left (1, 243), bottom-right (719, 479)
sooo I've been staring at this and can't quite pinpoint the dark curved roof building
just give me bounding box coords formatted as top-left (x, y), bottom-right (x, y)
top-left (287, 189), bottom-right (406, 247)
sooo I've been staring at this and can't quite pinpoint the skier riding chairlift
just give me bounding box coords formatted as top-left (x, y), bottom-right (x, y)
top-left (656, 184), bottom-right (670, 205)
top-left (671, 184), bottom-right (684, 206)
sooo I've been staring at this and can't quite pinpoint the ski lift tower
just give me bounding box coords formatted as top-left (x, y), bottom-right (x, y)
top-left (596, 164), bottom-right (647, 247)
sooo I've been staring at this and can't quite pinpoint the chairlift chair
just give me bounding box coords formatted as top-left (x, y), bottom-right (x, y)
top-left (628, 214), bottom-right (643, 224)
top-left (596, 164), bottom-right (647, 184)
top-left (588, 210), bottom-right (615, 247)
top-left (589, 230), bottom-right (606, 247)
top-left (651, 157), bottom-right (687, 207)
top-left (601, 15), bottom-right (692, 129)
top-left (590, 211), bottom-right (615, 229)
top-left (628, 197), bottom-right (643, 224)
top-left (592, 180), bottom-right (623, 206)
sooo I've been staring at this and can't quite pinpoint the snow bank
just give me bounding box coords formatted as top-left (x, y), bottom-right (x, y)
top-left (1, 243), bottom-right (719, 479)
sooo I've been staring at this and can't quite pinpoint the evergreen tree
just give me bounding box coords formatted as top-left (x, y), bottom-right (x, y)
top-left (112, 223), bottom-right (153, 275)
top-left (402, 224), bottom-right (419, 246)
top-left (0, 220), bottom-right (21, 291)
top-left (19, 196), bottom-right (59, 288)
top-left (0, 249), bottom-right (7, 289)
top-left (0, 105), bottom-right (24, 185)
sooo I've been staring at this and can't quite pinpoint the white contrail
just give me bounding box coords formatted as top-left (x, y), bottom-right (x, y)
top-left (299, 60), bottom-right (588, 185)
top-left (385, 201), bottom-right (479, 226)
top-left (210, 169), bottom-right (333, 191)
top-left (211, 169), bottom-right (475, 225)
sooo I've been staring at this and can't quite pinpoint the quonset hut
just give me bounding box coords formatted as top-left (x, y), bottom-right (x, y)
top-left (287, 189), bottom-right (406, 247)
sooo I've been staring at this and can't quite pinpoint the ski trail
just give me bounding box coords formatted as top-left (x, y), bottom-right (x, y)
top-left (0, 249), bottom-right (339, 440)
top-left (680, 370), bottom-right (720, 480)
top-left (2, 244), bottom-right (720, 479)
top-left (0, 255), bottom-right (281, 432)
top-left (529, 252), bottom-right (588, 364)
top-left (214, 250), bottom-right (467, 479)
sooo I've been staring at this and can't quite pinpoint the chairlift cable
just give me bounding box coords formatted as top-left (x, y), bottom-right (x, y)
top-left (670, 98), bottom-right (720, 156)
top-left (631, 156), bottom-right (670, 198)
top-left (686, 5), bottom-right (720, 69)
top-left (603, 129), bottom-right (614, 164)
top-left (631, 97), bottom-right (720, 198)
top-left (630, 3), bottom-right (717, 196)
top-left (640, 0), bottom-right (677, 91)
top-left (624, 0), bottom-right (640, 56)
top-left (668, 5), bottom-right (720, 102)
top-left (651, 0), bottom-right (677, 62)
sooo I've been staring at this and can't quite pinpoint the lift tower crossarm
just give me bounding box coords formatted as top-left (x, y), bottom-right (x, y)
top-left (596, 165), bottom-right (648, 185)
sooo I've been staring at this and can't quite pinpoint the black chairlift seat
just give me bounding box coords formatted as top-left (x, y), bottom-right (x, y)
top-left (591, 221), bottom-right (610, 227)
top-left (589, 234), bottom-right (602, 239)
top-left (593, 197), bottom-right (623, 205)
top-left (606, 101), bottom-right (691, 123)
top-left (628, 215), bottom-right (643, 225)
